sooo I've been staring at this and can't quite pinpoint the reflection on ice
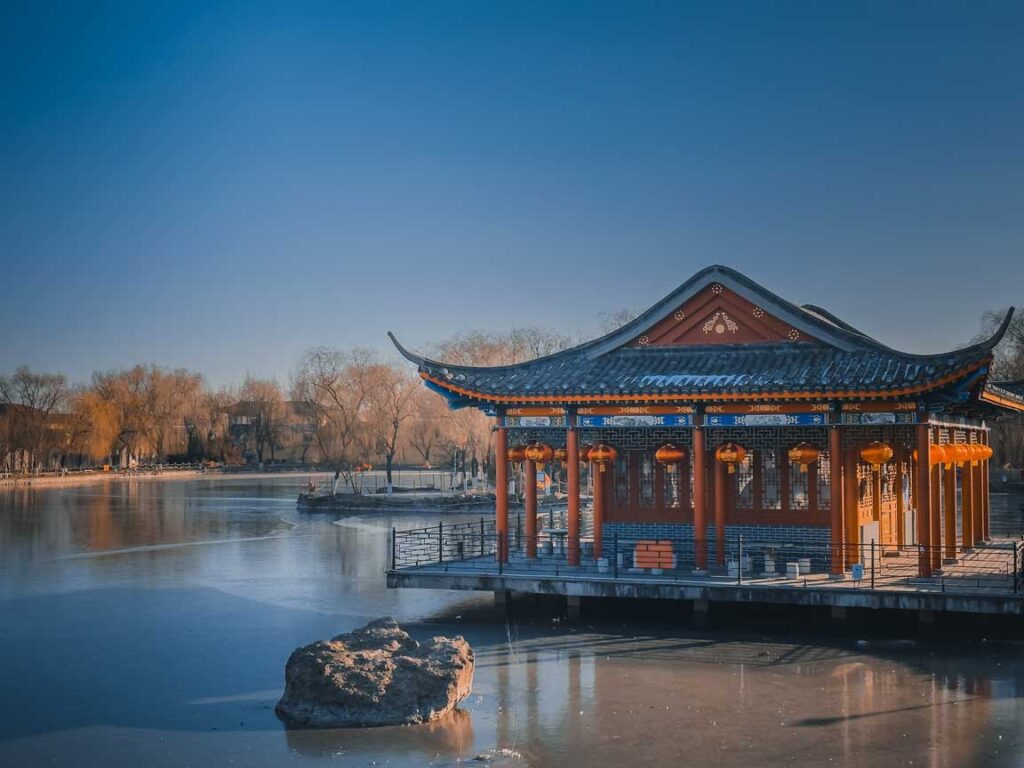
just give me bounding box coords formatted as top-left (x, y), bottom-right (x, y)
top-left (0, 476), bottom-right (1022, 767)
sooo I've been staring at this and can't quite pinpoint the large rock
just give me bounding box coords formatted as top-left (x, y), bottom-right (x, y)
top-left (275, 617), bottom-right (474, 728)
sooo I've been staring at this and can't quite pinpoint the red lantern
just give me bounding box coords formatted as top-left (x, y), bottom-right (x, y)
top-left (655, 444), bottom-right (687, 473)
top-left (589, 443), bottom-right (618, 473)
top-left (942, 442), bottom-right (966, 466)
top-left (860, 441), bottom-right (893, 469)
top-left (579, 444), bottom-right (593, 463)
top-left (553, 447), bottom-right (568, 466)
top-left (507, 444), bottom-right (527, 464)
top-left (787, 442), bottom-right (820, 473)
top-left (715, 443), bottom-right (746, 474)
top-left (525, 442), bottom-right (554, 467)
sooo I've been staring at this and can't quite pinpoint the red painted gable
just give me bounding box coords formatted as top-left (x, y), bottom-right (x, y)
top-left (629, 282), bottom-right (819, 347)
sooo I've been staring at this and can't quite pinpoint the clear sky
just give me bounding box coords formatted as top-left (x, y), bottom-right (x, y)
top-left (2, 1), bottom-right (1022, 386)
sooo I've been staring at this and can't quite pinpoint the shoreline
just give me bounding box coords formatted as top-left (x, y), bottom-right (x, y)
top-left (0, 468), bottom-right (322, 491)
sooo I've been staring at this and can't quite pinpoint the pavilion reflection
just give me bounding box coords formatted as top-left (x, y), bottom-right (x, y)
top-left (475, 629), bottom-right (1022, 768)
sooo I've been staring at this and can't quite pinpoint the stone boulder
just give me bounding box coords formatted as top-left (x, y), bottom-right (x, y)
top-left (275, 617), bottom-right (474, 728)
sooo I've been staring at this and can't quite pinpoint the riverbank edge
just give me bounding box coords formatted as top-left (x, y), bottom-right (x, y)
top-left (0, 468), bottom-right (322, 490)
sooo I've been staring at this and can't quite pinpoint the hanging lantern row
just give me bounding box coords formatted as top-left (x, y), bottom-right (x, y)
top-left (509, 439), bottom-right (991, 472)
top-left (655, 444), bottom-right (687, 473)
top-left (715, 442), bottom-right (747, 474)
top-left (787, 442), bottom-right (820, 473)
top-left (932, 442), bottom-right (994, 468)
top-left (589, 443), bottom-right (618, 473)
top-left (859, 441), bottom-right (893, 469)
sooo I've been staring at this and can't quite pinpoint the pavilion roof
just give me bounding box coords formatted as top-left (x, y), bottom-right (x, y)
top-left (981, 380), bottom-right (1024, 412)
top-left (391, 265), bottom-right (1017, 409)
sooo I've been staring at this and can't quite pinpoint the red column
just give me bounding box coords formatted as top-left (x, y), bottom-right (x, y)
top-left (829, 426), bottom-right (844, 574)
top-left (894, 443), bottom-right (906, 548)
top-left (943, 459), bottom-right (957, 561)
top-left (779, 446), bottom-right (790, 516)
top-left (592, 464), bottom-right (604, 560)
top-left (915, 424), bottom-right (932, 577)
top-left (495, 426), bottom-right (509, 562)
top-left (962, 452), bottom-right (974, 548)
top-left (714, 456), bottom-right (727, 567)
top-left (525, 458), bottom-right (537, 558)
top-left (844, 449), bottom-right (860, 567)
top-left (982, 431), bottom-right (991, 541)
top-left (693, 423), bottom-right (707, 570)
top-left (974, 436), bottom-right (985, 544)
top-left (567, 428), bottom-right (580, 566)
top-left (930, 460), bottom-right (942, 572)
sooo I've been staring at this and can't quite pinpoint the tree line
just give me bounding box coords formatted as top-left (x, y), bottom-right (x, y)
top-left (0, 327), bottom-right (580, 486)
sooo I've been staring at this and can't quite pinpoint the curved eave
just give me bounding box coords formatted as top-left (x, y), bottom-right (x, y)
top-left (390, 301), bottom-right (1016, 380)
top-left (417, 358), bottom-right (989, 406)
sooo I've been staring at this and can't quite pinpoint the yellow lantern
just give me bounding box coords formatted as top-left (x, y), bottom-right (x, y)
top-left (655, 444), bottom-right (687, 473)
top-left (787, 442), bottom-right (820, 473)
top-left (525, 442), bottom-right (554, 468)
top-left (589, 443), bottom-right (618, 473)
top-left (715, 442), bottom-right (747, 474)
top-left (859, 441), bottom-right (893, 469)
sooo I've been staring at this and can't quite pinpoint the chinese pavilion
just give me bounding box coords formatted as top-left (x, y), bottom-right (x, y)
top-left (391, 265), bottom-right (1024, 577)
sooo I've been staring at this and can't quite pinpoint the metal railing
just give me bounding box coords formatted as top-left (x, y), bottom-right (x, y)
top-left (390, 524), bottom-right (1024, 596)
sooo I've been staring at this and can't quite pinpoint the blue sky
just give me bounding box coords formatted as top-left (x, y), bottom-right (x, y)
top-left (2, 1), bottom-right (1022, 386)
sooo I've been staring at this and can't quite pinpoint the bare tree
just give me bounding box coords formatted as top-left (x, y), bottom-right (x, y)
top-left (365, 363), bottom-right (417, 494)
top-left (149, 369), bottom-right (203, 459)
top-left (0, 367), bottom-right (68, 472)
top-left (597, 307), bottom-right (640, 334)
top-left (237, 377), bottom-right (285, 464)
top-left (407, 388), bottom-right (447, 467)
top-left (295, 347), bottom-right (375, 492)
top-left (977, 308), bottom-right (1024, 380)
top-left (976, 308), bottom-right (1024, 469)
top-left (507, 327), bottom-right (574, 362)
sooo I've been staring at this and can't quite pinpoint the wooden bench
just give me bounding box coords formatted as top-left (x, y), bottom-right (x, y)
top-left (634, 540), bottom-right (675, 570)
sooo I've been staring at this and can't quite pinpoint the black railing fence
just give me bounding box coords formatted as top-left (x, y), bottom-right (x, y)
top-left (391, 522), bottom-right (1024, 595)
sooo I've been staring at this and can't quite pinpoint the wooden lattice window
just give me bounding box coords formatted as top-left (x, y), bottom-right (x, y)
top-left (857, 463), bottom-right (873, 515)
top-left (736, 453), bottom-right (754, 509)
top-left (816, 452), bottom-right (831, 510)
top-left (762, 449), bottom-right (781, 510)
top-left (639, 454), bottom-right (655, 507)
top-left (789, 462), bottom-right (810, 510)
top-left (663, 467), bottom-right (681, 509)
top-left (880, 463), bottom-right (896, 507)
top-left (614, 455), bottom-right (629, 505)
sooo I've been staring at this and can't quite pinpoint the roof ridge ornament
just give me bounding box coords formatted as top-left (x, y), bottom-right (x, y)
top-left (702, 311), bottom-right (738, 336)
